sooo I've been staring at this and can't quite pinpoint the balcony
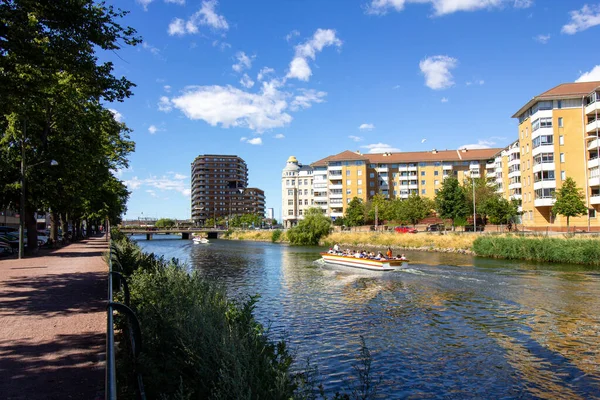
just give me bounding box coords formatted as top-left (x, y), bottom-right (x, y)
top-left (590, 195), bottom-right (600, 205)
top-left (533, 180), bottom-right (556, 191)
top-left (399, 175), bottom-right (409, 181)
top-left (375, 166), bottom-right (389, 173)
top-left (314, 183), bottom-right (328, 189)
top-left (313, 195), bottom-right (328, 202)
top-left (588, 158), bottom-right (600, 169)
top-left (586, 119), bottom-right (600, 134)
top-left (532, 144), bottom-right (554, 157)
top-left (328, 184), bottom-right (343, 190)
top-left (408, 165), bottom-right (418, 172)
top-left (534, 198), bottom-right (555, 207)
top-left (510, 194), bottom-right (522, 200)
top-left (507, 157), bottom-right (520, 167)
top-left (328, 165), bottom-right (343, 171)
top-left (408, 184), bottom-right (418, 190)
top-left (586, 101), bottom-right (600, 115)
top-left (532, 162), bottom-right (554, 174)
top-left (508, 182), bottom-right (522, 190)
top-left (329, 193), bottom-right (343, 199)
top-left (589, 176), bottom-right (600, 187)
top-left (443, 164), bottom-right (453, 170)
top-left (330, 211), bottom-right (344, 218)
top-left (587, 137), bottom-right (600, 151)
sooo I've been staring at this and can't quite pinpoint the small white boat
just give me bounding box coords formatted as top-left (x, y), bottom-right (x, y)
top-left (193, 237), bottom-right (209, 244)
top-left (320, 253), bottom-right (408, 271)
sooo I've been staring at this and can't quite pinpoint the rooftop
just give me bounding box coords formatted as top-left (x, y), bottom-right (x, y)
top-left (512, 81), bottom-right (600, 118)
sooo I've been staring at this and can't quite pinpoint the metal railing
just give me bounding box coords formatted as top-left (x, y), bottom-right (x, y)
top-left (106, 242), bottom-right (146, 400)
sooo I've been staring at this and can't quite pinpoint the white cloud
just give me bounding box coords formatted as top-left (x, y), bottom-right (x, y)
top-left (361, 143), bottom-right (401, 153)
top-left (136, 0), bottom-right (154, 11)
top-left (240, 74), bottom-right (255, 88)
top-left (441, 97), bottom-right (449, 103)
top-left (576, 65), bottom-right (600, 82)
top-left (168, 0), bottom-right (228, 36)
top-left (212, 40), bottom-right (231, 51)
top-left (108, 109), bottom-right (124, 122)
top-left (459, 139), bottom-right (497, 149)
top-left (165, 0), bottom-right (185, 4)
top-left (359, 123), bottom-right (375, 131)
top-left (290, 89), bottom-right (326, 111)
top-left (141, 42), bottom-right (161, 56)
top-left (125, 174), bottom-right (190, 197)
top-left (349, 135), bottom-right (364, 142)
top-left (392, 84), bottom-right (401, 90)
top-left (241, 137), bottom-right (263, 145)
top-left (168, 18), bottom-right (186, 35)
top-left (257, 67), bottom-right (275, 81)
top-left (285, 30), bottom-right (300, 42)
top-left (148, 125), bottom-right (158, 134)
top-left (365, 0), bottom-right (530, 16)
top-left (534, 34), bottom-right (551, 44)
top-left (274, 133), bottom-right (285, 139)
top-left (232, 51), bottom-right (254, 73)
top-left (419, 55), bottom-right (458, 90)
top-left (158, 96), bottom-right (172, 112)
top-left (146, 189), bottom-right (158, 198)
top-left (164, 85), bottom-right (171, 92)
top-left (286, 29), bottom-right (342, 81)
top-left (466, 79), bottom-right (485, 86)
top-left (166, 81), bottom-right (328, 132)
top-left (562, 4), bottom-right (600, 35)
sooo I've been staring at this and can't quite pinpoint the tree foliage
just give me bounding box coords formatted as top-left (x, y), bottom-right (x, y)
top-left (396, 195), bottom-right (435, 227)
top-left (155, 218), bottom-right (176, 228)
top-left (287, 207), bottom-right (331, 245)
top-left (482, 196), bottom-right (520, 225)
top-left (435, 177), bottom-right (469, 230)
top-left (553, 177), bottom-right (587, 231)
top-left (344, 197), bottom-right (365, 227)
top-left (365, 194), bottom-right (392, 224)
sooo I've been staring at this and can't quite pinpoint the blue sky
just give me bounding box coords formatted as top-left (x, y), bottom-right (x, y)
top-left (106, 0), bottom-right (600, 221)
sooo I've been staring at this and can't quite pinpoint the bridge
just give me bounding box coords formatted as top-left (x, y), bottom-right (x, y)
top-left (122, 229), bottom-right (226, 240)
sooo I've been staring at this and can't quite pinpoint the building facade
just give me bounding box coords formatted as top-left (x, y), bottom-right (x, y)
top-left (281, 149), bottom-right (500, 228)
top-left (511, 81), bottom-right (600, 231)
top-left (191, 154), bottom-right (265, 226)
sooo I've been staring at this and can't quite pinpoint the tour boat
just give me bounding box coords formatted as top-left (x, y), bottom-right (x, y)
top-left (193, 237), bottom-right (209, 244)
top-left (319, 253), bottom-right (408, 271)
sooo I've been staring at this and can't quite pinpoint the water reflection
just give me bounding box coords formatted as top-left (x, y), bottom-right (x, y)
top-left (134, 236), bottom-right (600, 398)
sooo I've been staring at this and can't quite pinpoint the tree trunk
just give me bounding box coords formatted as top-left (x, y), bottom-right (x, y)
top-left (50, 211), bottom-right (59, 246)
top-left (60, 213), bottom-right (68, 242)
top-left (567, 216), bottom-right (570, 233)
top-left (25, 209), bottom-right (38, 254)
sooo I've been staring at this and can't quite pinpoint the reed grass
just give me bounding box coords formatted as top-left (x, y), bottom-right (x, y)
top-left (227, 230), bottom-right (289, 243)
top-left (473, 236), bottom-right (600, 265)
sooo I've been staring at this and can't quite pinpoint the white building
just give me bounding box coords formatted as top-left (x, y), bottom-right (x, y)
top-left (282, 156), bottom-right (315, 228)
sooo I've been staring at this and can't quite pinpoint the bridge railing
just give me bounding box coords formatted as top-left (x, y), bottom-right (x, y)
top-left (106, 241), bottom-right (146, 400)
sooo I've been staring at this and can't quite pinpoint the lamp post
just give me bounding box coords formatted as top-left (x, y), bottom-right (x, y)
top-left (472, 176), bottom-right (476, 233)
top-left (18, 142), bottom-right (58, 259)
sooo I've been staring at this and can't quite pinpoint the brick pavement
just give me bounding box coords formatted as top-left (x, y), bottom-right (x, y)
top-left (0, 236), bottom-right (108, 399)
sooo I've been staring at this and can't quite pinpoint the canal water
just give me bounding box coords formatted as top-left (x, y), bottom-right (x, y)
top-left (134, 235), bottom-right (600, 399)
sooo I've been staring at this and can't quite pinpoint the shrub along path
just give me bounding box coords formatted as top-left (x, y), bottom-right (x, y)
top-left (0, 236), bottom-right (108, 399)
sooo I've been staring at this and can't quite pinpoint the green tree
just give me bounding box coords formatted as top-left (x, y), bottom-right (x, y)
top-left (553, 177), bottom-right (588, 232)
top-left (345, 197), bottom-right (365, 227)
top-left (398, 195), bottom-right (435, 227)
top-left (155, 218), bottom-right (176, 228)
top-left (365, 194), bottom-right (392, 224)
top-left (482, 196), bottom-right (520, 225)
top-left (435, 177), bottom-right (469, 231)
top-left (464, 177), bottom-right (498, 221)
top-left (287, 207), bottom-right (331, 245)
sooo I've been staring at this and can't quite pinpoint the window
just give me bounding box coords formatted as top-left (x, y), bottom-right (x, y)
top-left (532, 135), bottom-right (553, 149)
top-left (369, 182), bottom-right (374, 187)
top-left (421, 180), bottom-right (426, 185)
top-left (346, 189), bottom-right (352, 195)
top-left (421, 189), bottom-right (426, 195)
top-left (304, 189), bottom-right (308, 195)
top-left (561, 171), bottom-right (566, 180)
top-left (369, 164), bottom-right (376, 168)
top-left (346, 170), bottom-right (351, 176)
top-left (421, 171), bottom-right (425, 176)
top-left (560, 153), bottom-right (565, 163)
top-left (288, 190), bottom-right (293, 195)
top-left (298, 210), bottom-right (303, 216)
top-left (355, 161), bottom-right (363, 166)
top-left (357, 170), bottom-right (363, 176)
top-left (346, 180), bottom-right (352, 185)
top-left (557, 100), bottom-right (562, 109)
top-left (286, 180), bottom-right (289, 185)
top-left (434, 180), bottom-right (439, 185)
top-left (358, 179), bottom-right (362, 185)
top-left (526, 128), bottom-right (528, 138)
top-left (288, 210), bottom-right (293, 215)
top-left (435, 189), bottom-right (439, 194)
top-left (558, 117), bottom-right (563, 127)
top-left (526, 144), bottom-right (529, 153)
top-left (358, 189), bottom-right (363, 195)
top-left (434, 170), bottom-right (439, 176)
top-left (369, 172), bottom-right (375, 178)
top-left (370, 190), bottom-right (375, 196)
top-left (305, 199), bottom-right (308, 205)
top-left (590, 209), bottom-right (596, 218)
top-left (559, 135), bottom-right (564, 145)
top-left (392, 164), bottom-right (398, 168)
top-left (347, 198), bottom-right (351, 204)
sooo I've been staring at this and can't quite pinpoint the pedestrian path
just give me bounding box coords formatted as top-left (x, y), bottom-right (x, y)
top-left (0, 236), bottom-right (108, 399)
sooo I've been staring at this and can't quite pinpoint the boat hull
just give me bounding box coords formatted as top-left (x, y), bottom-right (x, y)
top-left (320, 253), bottom-right (407, 271)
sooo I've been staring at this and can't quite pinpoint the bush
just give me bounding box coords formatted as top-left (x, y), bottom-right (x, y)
top-left (473, 236), bottom-right (600, 266)
top-left (287, 208), bottom-right (331, 246)
top-left (271, 229), bottom-right (282, 243)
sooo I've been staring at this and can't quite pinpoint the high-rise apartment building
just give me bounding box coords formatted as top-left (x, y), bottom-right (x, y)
top-left (191, 154), bottom-right (265, 226)
top-left (511, 81), bottom-right (600, 230)
top-left (282, 149), bottom-right (500, 228)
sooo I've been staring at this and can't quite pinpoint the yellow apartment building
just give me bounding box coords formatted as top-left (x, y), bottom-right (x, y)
top-left (511, 81), bottom-right (600, 231)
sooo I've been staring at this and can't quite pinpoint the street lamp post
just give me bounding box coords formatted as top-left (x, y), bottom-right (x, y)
top-left (472, 176), bottom-right (476, 233)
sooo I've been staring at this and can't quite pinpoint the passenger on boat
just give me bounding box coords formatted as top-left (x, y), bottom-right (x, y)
top-left (399, 254), bottom-right (407, 260)
top-left (386, 247), bottom-right (393, 259)
top-left (333, 243), bottom-right (340, 252)
top-left (354, 250), bottom-right (363, 258)
top-left (376, 252), bottom-right (384, 260)
top-left (327, 248), bottom-right (335, 254)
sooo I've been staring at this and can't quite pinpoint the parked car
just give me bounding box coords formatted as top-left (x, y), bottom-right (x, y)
top-left (0, 226), bottom-right (18, 234)
top-left (464, 225), bottom-right (485, 232)
top-left (426, 224), bottom-right (444, 232)
top-left (395, 226), bottom-right (418, 234)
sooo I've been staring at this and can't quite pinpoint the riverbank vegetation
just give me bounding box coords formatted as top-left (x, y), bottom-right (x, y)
top-left (226, 229), bottom-right (289, 243)
top-left (473, 236), bottom-right (600, 266)
top-left (110, 232), bottom-right (381, 399)
top-left (324, 232), bottom-right (477, 253)
top-left (287, 208), bottom-right (332, 245)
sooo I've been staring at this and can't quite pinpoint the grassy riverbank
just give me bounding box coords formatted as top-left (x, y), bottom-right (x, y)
top-left (226, 229), bottom-right (289, 243)
top-left (473, 236), bottom-right (600, 266)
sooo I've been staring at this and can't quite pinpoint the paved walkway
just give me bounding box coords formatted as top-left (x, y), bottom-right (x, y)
top-left (0, 236), bottom-right (108, 399)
